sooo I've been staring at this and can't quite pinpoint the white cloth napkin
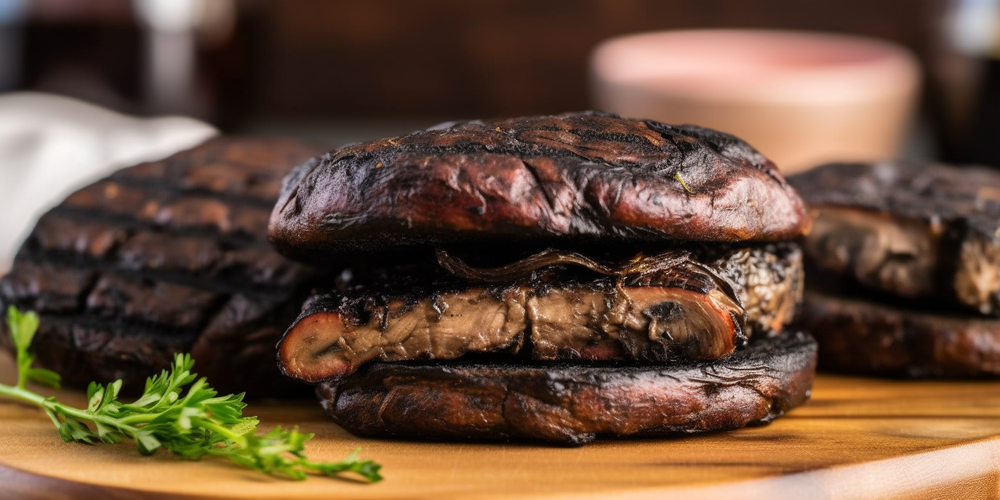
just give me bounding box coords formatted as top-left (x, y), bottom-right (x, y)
top-left (0, 92), bottom-right (217, 270)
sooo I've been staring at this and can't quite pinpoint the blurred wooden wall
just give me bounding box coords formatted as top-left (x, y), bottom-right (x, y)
top-left (249, 0), bottom-right (943, 120)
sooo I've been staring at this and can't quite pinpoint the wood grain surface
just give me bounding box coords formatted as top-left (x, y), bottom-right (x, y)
top-left (2, 353), bottom-right (1000, 500)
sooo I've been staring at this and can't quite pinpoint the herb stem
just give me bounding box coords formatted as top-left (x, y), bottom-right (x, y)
top-left (0, 382), bottom-right (142, 434)
top-left (119, 412), bottom-right (161, 426)
top-left (200, 419), bottom-right (248, 448)
top-left (15, 358), bottom-right (27, 391)
top-left (0, 382), bottom-right (47, 407)
top-left (55, 404), bottom-right (139, 432)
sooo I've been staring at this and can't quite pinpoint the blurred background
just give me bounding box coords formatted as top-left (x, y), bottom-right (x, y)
top-left (0, 0), bottom-right (987, 156)
top-left (2, 0), bottom-right (1000, 265)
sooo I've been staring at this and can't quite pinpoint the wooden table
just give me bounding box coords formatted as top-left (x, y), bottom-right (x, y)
top-left (2, 353), bottom-right (1000, 500)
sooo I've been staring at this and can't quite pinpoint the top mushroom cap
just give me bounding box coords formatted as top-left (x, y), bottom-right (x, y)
top-left (268, 111), bottom-right (809, 262)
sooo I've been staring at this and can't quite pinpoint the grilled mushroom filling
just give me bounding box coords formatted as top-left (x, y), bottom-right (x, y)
top-left (279, 246), bottom-right (802, 382)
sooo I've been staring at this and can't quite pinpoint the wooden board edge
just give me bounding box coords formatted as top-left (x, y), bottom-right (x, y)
top-left (4, 436), bottom-right (999, 500)
top-left (0, 465), bottom-right (214, 500)
top-left (462, 436), bottom-right (1000, 500)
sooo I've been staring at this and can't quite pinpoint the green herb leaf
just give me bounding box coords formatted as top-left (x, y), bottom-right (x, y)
top-left (58, 418), bottom-right (96, 443)
top-left (7, 306), bottom-right (41, 390)
top-left (7, 306), bottom-right (40, 352)
top-left (27, 367), bottom-right (61, 388)
top-left (0, 307), bottom-right (382, 482)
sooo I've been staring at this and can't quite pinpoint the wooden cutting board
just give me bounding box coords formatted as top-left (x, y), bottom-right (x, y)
top-left (2, 353), bottom-right (1000, 500)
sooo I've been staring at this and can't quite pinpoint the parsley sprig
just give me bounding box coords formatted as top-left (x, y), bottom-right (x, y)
top-left (0, 306), bottom-right (381, 482)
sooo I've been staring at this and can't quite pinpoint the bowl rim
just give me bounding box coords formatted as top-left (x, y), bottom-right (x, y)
top-left (589, 29), bottom-right (920, 104)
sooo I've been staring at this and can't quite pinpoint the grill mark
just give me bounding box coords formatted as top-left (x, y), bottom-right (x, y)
top-left (107, 170), bottom-right (280, 209)
top-left (154, 136), bottom-right (326, 170)
top-left (12, 252), bottom-right (302, 298)
top-left (116, 155), bottom-right (291, 176)
top-left (567, 128), bottom-right (660, 147)
top-left (46, 206), bottom-right (268, 248)
top-left (62, 182), bottom-right (274, 222)
top-left (60, 177), bottom-right (273, 221)
top-left (5, 256), bottom-right (300, 339)
top-left (40, 312), bottom-right (202, 342)
top-left (17, 211), bottom-right (309, 294)
top-left (340, 115), bottom-right (686, 171)
top-left (335, 141), bottom-right (642, 167)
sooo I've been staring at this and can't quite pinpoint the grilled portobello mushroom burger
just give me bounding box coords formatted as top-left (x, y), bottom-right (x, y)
top-left (790, 161), bottom-right (1000, 377)
top-left (270, 111), bottom-right (817, 444)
